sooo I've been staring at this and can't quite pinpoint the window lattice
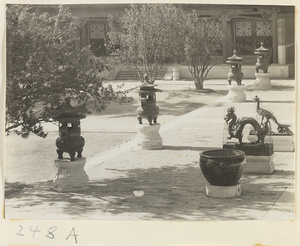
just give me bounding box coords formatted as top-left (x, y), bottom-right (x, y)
top-left (256, 21), bottom-right (273, 36)
top-left (208, 21), bottom-right (222, 37)
top-left (90, 24), bottom-right (105, 39)
top-left (235, 21), bottom-right (252, 36)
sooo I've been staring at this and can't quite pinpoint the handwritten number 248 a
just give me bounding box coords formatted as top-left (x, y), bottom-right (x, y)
top-left (17, 225), bottom-right (78, 243)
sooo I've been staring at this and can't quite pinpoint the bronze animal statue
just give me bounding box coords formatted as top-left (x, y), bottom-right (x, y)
top-left (224, 107), bottom-right (269, 145)
top-left (254, 96), bottom-right (292, 134)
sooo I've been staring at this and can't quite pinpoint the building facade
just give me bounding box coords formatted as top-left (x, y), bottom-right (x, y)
top-left (41, 4), bottom-right (296, 79)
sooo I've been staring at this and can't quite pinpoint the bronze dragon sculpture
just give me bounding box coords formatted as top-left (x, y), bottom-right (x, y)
top-left (224, 107), bottom-right (269, 145)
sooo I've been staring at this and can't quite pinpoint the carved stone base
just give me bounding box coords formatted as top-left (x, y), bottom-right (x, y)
top-left (53, 157), bottom-right (89, 192)
top-left (136, 123), bottom-right (163, 150)
top-left (243, 154), bottom-right (275, 174)
top-left (248, 134), bottom-right (294, 152)
top-left (254, 73), bottom-right (272, 90)
top-left (205, 183), bottom-right (242, 198)
top-left (223, 142), bottom-right (273, 156)
top-left (225, 85), bottom-right (246, 102)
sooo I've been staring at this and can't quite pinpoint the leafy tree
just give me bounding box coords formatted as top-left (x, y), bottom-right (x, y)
top-left (183, 11), bottom-right (223, 90)
top-left (6, 5), bottom-right (130, 138)
top-left (107, 4), bottom-right (184, 84)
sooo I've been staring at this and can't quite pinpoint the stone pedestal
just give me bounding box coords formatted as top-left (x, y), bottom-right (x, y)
top-left (244, 154), bottom-right (275, 174)
top-left (136, 123), bottom-right (163, 150)
top-left (223, 142), bottom-right (275, 174)
top-left (173, 67), bottom-right (180, 81)
top-left (53, 157), bottom-right (89, 192)
top-left (255, 73), bottom-right (272, 90)
top-left (248, 134), bottom-right (294, 152)
top-left (223, 142), bottom-right (273, 156)
top-left (225, 85), bottom-right (246, 102)
top-left (206, 183), bottom-right (241, 198)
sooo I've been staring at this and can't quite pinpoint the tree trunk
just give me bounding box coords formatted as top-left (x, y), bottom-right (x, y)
top-left (194, 77), bottom-right (204, 90)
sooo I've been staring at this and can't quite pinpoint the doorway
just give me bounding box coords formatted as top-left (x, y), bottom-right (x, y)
top-left (234, 19), bottom-right (273, 63)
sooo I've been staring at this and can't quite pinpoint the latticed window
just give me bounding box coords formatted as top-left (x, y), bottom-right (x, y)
top-left (236, 21), bottom-right (252, 36)
top-left (90, 24), bottom-right (105, 39)
top-left (207, 20), bottom-right (223, 56)
top-left (234, 20), bottom-right (272, 56)
top-left (208, 21), bottom-right (222, 37)
top-left (256, 21), bottom-right (273, 36)
top-left (88, 22), bottom-right (108, 56)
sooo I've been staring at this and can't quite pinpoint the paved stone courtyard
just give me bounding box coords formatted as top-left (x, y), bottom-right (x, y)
top-left (4, 79), bottom-right (295, 221)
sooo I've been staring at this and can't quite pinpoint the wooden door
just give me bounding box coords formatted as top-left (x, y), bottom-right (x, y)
top-left (88, 22), bottom-right (108, 56)
top-left (234, 19), bottom-right (273, 63)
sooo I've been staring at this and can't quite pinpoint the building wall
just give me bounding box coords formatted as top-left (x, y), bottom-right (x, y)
top-left (35, 4), bottom-right (294, 78)
top-left (68, 4), bottom-right (294, 64)
top-left (70, 5), bottom-right (127, 53)
top-left (23, 4), bottom-right (294, 79)
top-left (277, 13), bottom-right (295, 65)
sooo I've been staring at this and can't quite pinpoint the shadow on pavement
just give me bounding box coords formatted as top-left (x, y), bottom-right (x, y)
top-left (98, 88), bottom-right (227, 118)
top-left (162, 145), bottom-right (213, 152)
top-left (5, 165), bottom-right (294, 221)
top-left (247, 84), bottom-right (294, 92)
top-left (159, 101), bottom-right (206, 116)
top-left (5, 182), bottom-right (34, 198)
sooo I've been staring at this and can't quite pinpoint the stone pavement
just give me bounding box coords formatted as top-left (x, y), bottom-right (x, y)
top-left (4, 79), bottom-right (295, 221)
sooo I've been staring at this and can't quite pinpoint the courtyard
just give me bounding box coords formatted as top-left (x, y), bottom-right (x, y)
top-left (4, 79), bottom-right (295, 221)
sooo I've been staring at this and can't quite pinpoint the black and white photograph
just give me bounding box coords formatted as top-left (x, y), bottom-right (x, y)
top-left (1, 1), bottom-right (299, 245)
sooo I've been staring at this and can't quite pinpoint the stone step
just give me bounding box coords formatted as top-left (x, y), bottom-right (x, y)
top-left (115, 67), bottom-right (168, 80)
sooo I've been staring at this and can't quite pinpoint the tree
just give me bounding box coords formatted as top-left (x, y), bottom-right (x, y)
top-left (6, 5), bottom-right (131, 138)
top-left (183, 11), bottom-right (223, 90)
top-left (107, 4), bottom-right (184, 84)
